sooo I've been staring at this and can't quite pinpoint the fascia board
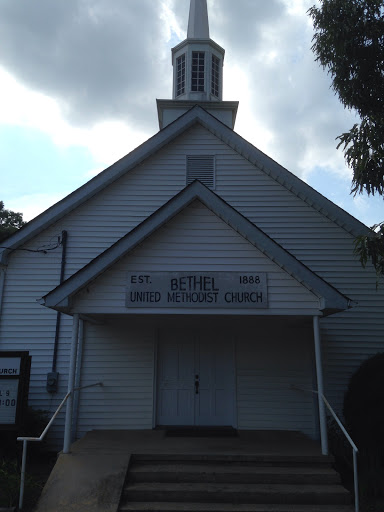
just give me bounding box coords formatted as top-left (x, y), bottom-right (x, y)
top-left (43, 180), bottom-right (349, 313)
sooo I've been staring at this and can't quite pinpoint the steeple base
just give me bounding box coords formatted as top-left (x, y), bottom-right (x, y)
top-left (157, 99), bottom-right (239, 130)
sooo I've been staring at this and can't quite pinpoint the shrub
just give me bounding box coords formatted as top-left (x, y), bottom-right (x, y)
top-left (343, 352), bottom-right (384, 509)
top-left (343, 352), bottom-right (384, 450)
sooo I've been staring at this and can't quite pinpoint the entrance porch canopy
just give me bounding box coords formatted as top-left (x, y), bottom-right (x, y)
top-left (40, 181), bottom-right (351, 318)
top-left (38, 182), bottom-right (351, 457)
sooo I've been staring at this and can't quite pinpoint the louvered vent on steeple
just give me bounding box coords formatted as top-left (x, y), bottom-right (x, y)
top-left (186, 155), bottom-right (215, 188)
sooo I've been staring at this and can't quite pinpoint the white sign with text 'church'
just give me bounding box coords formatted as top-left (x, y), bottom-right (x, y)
top-left (126, 272), bottom-right (268, 309)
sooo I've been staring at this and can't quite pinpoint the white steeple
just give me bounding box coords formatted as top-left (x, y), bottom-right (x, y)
top-left (156, 0), bottom-right (238, 130)
top-left (187, 0), bottom-right (210, 39)
top-left (171, 0), bottom-right (224, 103)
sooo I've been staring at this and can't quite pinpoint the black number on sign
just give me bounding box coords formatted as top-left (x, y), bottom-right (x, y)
top-left (240, 276), bottom-right (261, 285)
top-left (11, 399), bottom-right (16, 406)
top-left (6, 399), bottom-right (10, 406)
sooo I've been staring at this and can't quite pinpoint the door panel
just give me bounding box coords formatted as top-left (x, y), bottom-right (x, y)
top-left (156, 332), bottom-right (195, 426)
top-left (196, 334), bottom-right (235, 426)
top-left (156, 330), bottom-right (235, 427)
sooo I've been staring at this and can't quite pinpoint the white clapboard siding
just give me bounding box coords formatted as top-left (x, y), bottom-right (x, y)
top-left (75, 321), bottom-right (154, 436)
top-left (0, 246), bottom-right (74, 445)
top-left (236, 323), bottom-right (317, 438)
top-left (72, 201), bottom-right (321, 315)
top-left (0, 122), bottom-right (383, 447)
top-left (76, 319), bottom-right (316, 435)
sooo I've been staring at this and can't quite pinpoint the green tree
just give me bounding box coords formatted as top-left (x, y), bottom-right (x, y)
top-left (309, 0), bottom-right (384, 280)
top-left (0, 201), bottom-right (26, 243)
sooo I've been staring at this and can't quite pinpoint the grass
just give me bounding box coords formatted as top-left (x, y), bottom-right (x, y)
top-left (0, 443), bottom-right (56, 511)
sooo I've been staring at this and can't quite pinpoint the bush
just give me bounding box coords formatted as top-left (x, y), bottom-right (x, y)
top-left (342, 353), bottom-right (384, 509)
top-left (0, 457), bottom-right (43, 510)
top-left (0, 458), bottom-right (19, 509)
top-left (343, 352), bottom-right (384, 450)
top-left (0, 408), bottom-right (53, 510)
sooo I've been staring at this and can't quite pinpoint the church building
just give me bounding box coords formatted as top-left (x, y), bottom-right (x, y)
top-left (0, 0), bottom-right (382, 460)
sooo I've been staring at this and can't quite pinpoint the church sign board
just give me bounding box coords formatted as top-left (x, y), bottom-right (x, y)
top-left (126, 272), bottom-right (268, 309)
top-left (0, 352), bottom-right (31, 429)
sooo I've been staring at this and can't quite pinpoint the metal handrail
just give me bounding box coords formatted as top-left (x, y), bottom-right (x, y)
top-left (320, 392), bottom-right (359, 512)
top-left (291, 385), bottom-right (359, 512)
top-left (17, 382), bottom-right (102, 510)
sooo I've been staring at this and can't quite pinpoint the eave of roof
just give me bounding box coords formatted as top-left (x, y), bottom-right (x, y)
top-left (41, 180), bottom-right (351, 315)
top-left (0, 105), bottom-right (370, 265)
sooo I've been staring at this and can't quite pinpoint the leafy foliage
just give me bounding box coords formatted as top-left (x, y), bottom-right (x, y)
top-left (343, 353), bottom-right (384, 507)
top-left (0, 200), bottom-right (26, 243)
top-left (0, 408), bottom-right (54, 510)
top-left (354, 221), bottom-right (384, 282)
top-left (0, 457), bottom-right (46, 510)
top-left (309, 1), bottom-right (384, 118)
top-left (0, 458), bottom-right (20, 509)
top-left (338, 119), bottom-right (384, 196)
top-left (343, 352), bottom-right (384, 449)
top-left (309, 0), bottom-right (384, 277)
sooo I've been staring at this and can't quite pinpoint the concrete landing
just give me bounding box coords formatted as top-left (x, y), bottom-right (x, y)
top-left (35, 430), bottom-right (323, 512)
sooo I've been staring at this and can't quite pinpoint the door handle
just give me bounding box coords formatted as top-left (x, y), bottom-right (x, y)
top-left (195, 375), bottom-right (199, 395)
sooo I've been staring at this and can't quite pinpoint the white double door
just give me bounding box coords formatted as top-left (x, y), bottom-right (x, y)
top-left (156, 330), bottom-right (235, 427)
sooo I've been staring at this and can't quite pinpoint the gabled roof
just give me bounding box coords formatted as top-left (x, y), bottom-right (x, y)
top-left (0, 105), bottom-right (369, 265)
top-left (41, 180), bottom-right (351, 315)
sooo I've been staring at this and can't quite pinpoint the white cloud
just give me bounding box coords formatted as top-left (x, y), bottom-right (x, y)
top-left (0, 0), bottom-right (382, 226)
top-left (0, 67), bottom-right (59, 128)
top-left (352, 195), bottom-right (369, 213)
top-left (7, 193), bottom-right (67, 222)
top-left (160, 0), bottom-right (185, 43)
top-left (0, 0), bottom-right (354, 179)
top-left (282, 0), bottom-right (314, 17)
top-left (0, 66), bottom-right (149, 168)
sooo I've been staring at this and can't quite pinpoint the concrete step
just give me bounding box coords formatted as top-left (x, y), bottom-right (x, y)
top-left (124, 482), bottom-right (352, 505)
top-left (129, 463), bottom-right (341, 485)
top-left (132, 454), bottom-right (334, 467)
top-left (120, 502), bottom-right (354, 511)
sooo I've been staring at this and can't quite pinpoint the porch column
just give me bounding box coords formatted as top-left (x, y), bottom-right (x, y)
top-left (72, 318), bottom-right (84, 441)
top-left (63, 313), bottom-right (80, 454)
top-left (313, 315), bottom-right (328, 455)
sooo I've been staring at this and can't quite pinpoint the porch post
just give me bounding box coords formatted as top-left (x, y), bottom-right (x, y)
top-left (72, 318), bottom-right (84, 441)
top-left (313, 315), bottom-right (328, 455)
top-left (63, 313), bottom-right (80, 454)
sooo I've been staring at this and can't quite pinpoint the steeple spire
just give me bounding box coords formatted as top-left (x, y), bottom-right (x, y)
top-left (187, 0), bottom-right (210, 39)
top-left (156, 0), bottom-right (238, 130)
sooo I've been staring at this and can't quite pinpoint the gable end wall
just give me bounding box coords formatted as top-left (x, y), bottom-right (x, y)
top-left (0, 124), bottom-right (382, 446)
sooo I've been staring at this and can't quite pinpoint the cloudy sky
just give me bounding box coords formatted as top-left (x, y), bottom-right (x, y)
top-left (0, 0), bottom-right (383, 226)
